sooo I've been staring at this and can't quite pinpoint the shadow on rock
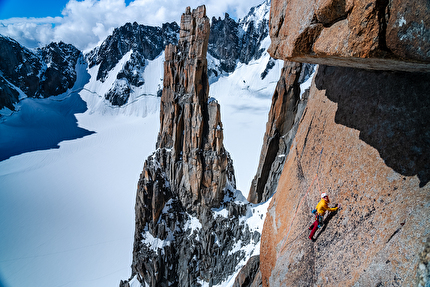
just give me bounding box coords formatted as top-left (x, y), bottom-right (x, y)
top-left (314, 205), bottom-right (339, 241)
top-left (315, 65), bottom-right (430, 187)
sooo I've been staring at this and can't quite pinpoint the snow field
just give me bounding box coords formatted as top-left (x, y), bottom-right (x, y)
top-left (0, 110), bottom-right (160, 287)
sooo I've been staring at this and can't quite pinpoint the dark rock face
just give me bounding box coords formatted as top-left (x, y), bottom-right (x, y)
top-left (125, 6), bottom-right (261, 287)
top-left (0, 36), bottom-right (81, 110)
top-left (132, 180), bottom-right (254, 286)
top-left (0, 77), bottom-right (20, 111)
top-left (0, 35), bottom-right (42, 106)
top-left (208, 0), bottom-right (271, 73)
top-left (238, 1), bottom-right (270, 64)
top-left (87, 22), bottom-right (179, 82)
top-left (233, 255), bottom-right (261, 287)
top-left (86, 22), bottom-right (179, 106)
top-left (209, 14), bottom-right (240, 72)
top-left (38, 42), bottom-right (82, 96)
top-left (248, 61), bottom-right (314, 204)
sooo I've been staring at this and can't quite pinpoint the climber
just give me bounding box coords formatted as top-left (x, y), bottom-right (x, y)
top-left (308, 192), bottom-right (340, 240)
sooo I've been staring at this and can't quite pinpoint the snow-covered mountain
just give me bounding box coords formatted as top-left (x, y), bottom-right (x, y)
top-left (208, 0), bottom-right (270, 74)
top-left (0, 1), bottom-right (293, 287)
top-left (0, 36), bottom-right (82, 111)
top-left (80, 0), bottom-right (274, 114)
top-left (85, 22), bottom-right (179, 106)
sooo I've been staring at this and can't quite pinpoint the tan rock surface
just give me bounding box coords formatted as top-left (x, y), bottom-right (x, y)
top-left (248, 61), bottom-right (308, 204)
top-left (260, 65), bottom-right (430, 286)
top-left (268, 0), bottom-right (430, 72)
top-left (156, 5), bottom-right (234, 212)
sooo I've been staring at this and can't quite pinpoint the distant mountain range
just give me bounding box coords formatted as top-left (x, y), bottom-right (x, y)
top-left (0, 0), bottom-right (273, 113)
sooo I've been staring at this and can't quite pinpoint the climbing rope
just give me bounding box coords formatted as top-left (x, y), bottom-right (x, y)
top-left (277, 148), bottom-right (324, 257)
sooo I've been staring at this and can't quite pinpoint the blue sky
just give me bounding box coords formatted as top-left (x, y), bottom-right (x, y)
top-left (0, 0), bottom-right (264, 51)
top-left (0, 0), bottom-right (133, 18)
top-left (0, 0), bottom-right (70, 18)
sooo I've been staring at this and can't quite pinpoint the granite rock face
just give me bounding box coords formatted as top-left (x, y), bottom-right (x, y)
top-left (268, 0), bottom-right (430, 72)
top-left (260, 65), bottom-right (430, 286)
top-left (256, 2), bottom-right (430, 285)
top-left (248, 61), bottom-right (313, 204)
top-left (124, 6), bottom-right (261, 287)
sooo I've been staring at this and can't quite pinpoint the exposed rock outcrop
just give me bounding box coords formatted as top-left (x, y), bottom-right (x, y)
top-left (86, 22), bottom-right (179, 106)
top-left (268, 0), bottom-right (430, 71)
top-left (253, 1), bottom-right (430, 285)
top-left (248, 61), bottom-right (313, 204)
top-left (233, 255), bottom-right (262, 287)
top-left (208, 0), bottom-right (271, 74)
top-left (260, 65), bottom-right (430, 286)
top-left (0, 36), bottom-right (81, 110)
top-left (209, 13), bottom-right (240, 72)
top-left (125, 6), bottom-right (262, 287)
top-left (157, 5), bottom-right (232, 213)
top-left (87, 22), bottom-right (179, 82)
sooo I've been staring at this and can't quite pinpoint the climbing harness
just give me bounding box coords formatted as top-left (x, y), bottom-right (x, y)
top-left (277, 148), bottom-right (324, 257)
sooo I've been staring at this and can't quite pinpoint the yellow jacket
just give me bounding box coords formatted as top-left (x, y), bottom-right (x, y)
top-left (316, 198), bottom-right (338, 215)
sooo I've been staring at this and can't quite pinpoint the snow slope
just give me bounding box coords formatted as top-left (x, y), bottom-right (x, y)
top-left (0, 53), bottom-right (161, 287)
top-left (0, 112), bottom-right (159, 287)
top-left (0, 58), bottom-right (94, 162)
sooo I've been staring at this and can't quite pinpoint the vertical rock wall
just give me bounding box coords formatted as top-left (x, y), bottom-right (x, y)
top-left (248, 61), bottom-right (312, 204)
top-left (256, 1), bottom-right (430, 286)
top-left (260, 65), bottom-right (430, 286)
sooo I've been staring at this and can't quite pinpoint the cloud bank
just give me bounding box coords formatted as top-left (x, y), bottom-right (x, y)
top-left (0, 0), bottom-right (265, 51)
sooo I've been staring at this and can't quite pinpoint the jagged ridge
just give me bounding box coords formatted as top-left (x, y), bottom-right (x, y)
top-left (0, 35), bottom-right (81, 111)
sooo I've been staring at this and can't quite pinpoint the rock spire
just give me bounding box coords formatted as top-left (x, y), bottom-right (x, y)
top-left (123, 6), bottom-right (261, 287)
top-left (157, 5), bottom-right (234, 213)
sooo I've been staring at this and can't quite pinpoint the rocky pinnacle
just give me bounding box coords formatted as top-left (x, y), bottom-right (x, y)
top-left (157, 5), bottom-right (235, 214)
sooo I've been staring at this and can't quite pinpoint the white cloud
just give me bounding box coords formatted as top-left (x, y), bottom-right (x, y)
top-left (0, 0), bottom-right (266, 51)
